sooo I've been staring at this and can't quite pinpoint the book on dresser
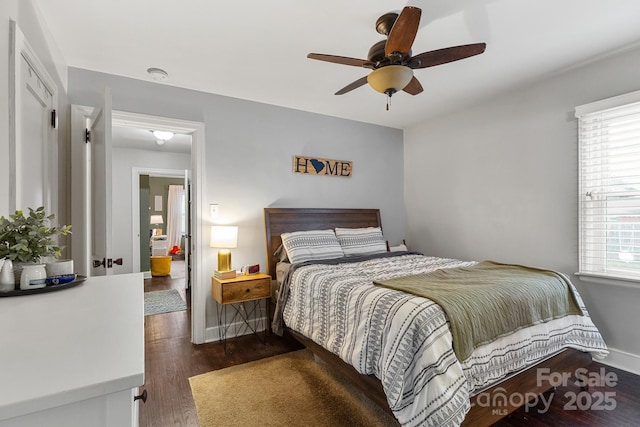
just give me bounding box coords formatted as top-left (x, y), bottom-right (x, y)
top-left (214, 269), bottom-right (237, 279)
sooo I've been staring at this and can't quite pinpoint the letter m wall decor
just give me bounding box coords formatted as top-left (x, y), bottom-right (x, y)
top-left (292, 155), bottom-right (353, 177)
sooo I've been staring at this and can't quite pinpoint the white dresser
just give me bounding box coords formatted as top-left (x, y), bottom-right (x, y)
top-left (0, 274), bottom-right (145, 427)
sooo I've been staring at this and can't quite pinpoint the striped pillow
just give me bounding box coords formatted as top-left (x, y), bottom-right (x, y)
top-left (280, 229), bottom-right (344, 264)
top-left (335, 227), bottom-right (387, 257)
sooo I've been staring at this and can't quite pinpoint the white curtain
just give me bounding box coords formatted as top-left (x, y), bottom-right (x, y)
top-left (166, 185), bottom-right (185, 250)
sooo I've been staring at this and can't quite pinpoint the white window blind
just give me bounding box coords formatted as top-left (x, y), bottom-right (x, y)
top-left (576, 91), bottom-right (640, 282)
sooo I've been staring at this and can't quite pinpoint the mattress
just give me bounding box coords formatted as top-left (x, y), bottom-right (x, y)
top-left (278, 253), bottom-right (608, 427)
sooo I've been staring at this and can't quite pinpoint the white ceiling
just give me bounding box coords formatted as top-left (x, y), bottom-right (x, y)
top-left (34, 0), bottom-right (640, 130)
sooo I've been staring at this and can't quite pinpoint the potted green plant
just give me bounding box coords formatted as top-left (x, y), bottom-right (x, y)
top-left (0, 207), bottom-right (71, 289)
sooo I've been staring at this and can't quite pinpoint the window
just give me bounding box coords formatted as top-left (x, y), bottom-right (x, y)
top-left (576, 90), bottom-right (640, 282)
top-left (166, 185), bottom-right (186, 250)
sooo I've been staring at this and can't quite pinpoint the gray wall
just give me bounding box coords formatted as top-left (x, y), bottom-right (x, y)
top-left (405, 45), bottom-right (640, 372)
top-left (68, 68), bottom-right (405, 331)
top-left (148, 176), bottom-right (185, 230)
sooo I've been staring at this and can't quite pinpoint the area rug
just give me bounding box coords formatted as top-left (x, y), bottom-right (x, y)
top-left (144, 289), bottom-right (186, 316)
top-left (188, 349), bottom-right (399, 427)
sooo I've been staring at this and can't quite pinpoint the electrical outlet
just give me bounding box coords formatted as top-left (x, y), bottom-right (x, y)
top-left (210, 204), bottom-right (219, 218)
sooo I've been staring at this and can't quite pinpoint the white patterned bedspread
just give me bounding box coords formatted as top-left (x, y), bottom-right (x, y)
top-left (281, 254), bottom-right (608, 427)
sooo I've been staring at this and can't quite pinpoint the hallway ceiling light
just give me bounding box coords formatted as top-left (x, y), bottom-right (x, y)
top-left (151, 130), bottom-right (175, 146)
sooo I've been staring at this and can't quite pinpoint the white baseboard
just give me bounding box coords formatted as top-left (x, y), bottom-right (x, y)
top-left (597, 347), bottom-right (640, 375)
top-left (204, 316), bottom-right (268, 343)
top-left (143, 270), bottom-right (151, 279)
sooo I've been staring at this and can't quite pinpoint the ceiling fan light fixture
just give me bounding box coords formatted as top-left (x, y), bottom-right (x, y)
top-left (306, 6), bottom-right (484, 105)
top-left (367, 65), bottom-right (413, 95)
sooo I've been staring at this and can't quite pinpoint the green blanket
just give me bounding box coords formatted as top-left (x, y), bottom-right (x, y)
top-left (373, 261), bottom-right (584, 361)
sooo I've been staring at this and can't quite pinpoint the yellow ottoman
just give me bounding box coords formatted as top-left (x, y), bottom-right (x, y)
top-left (150, 256), bottom-right (172, 277)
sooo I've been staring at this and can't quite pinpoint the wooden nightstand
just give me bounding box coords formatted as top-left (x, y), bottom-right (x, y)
top-left (211, 273), bottom-right (271, 351)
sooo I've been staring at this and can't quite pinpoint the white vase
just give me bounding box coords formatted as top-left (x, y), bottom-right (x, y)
top-left (0, 259), bottom-right (15, 292)
top-left (20, 264), bottom-right (47, 290)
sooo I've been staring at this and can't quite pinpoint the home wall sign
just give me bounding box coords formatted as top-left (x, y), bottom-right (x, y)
top-left (293, 155), bottom-right (352, 177)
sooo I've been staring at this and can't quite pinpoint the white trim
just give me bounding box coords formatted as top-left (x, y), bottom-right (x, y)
top-left (575, 273), bottom-right (640, 289)
top-left (70, 105), bottom-right (93, 277)
top-left (112, 110), bottom-right (199, 134)
top-left (191, 121), bottom-right (206, 344)
top-left (204, 316), bottom-right (269, 343)
top-left (597, 347), bottom-right (640, 376)
top-left (575, 88), bottom-right (640, 117)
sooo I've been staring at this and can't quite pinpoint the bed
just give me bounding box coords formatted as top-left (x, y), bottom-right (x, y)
top-left (263, 208), bottom-right (608, 427)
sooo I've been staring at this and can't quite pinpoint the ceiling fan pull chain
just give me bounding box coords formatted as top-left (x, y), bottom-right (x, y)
top-left (386, 95), bottom-right (390, 111)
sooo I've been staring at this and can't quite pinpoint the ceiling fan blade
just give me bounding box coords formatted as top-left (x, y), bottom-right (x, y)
top-left (403, 76), bottom-right (423, 95)
top-left (409, 43), bottom-right (486, 69)
top-left (335, 76), bottom-right (369, 95)
top-left (307, 53), bottom-right (371, 68)
top-left (385, 6), bottom-right (421, 57)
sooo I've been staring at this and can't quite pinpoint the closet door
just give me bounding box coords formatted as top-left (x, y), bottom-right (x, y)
top-left (9, 20), bottom-right (58, 215)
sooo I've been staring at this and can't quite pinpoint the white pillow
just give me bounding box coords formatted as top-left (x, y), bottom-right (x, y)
top-left (280, 229), bottom-right (344, 264)
top-left (335, 227), bottom-right (387, 257)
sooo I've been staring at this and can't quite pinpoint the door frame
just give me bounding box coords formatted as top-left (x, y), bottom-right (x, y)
top-left (131, 166), bottom-right (187, 279)
top-left (71, 106), bottom-right (207, 344)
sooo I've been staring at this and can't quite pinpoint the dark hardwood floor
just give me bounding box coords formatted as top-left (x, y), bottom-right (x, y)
top-left (141, 267), bottom-right (640, 426)
top-left (140, 264), bottom-right (302, 427)
top-left (493, 361), bottom-right (640, 427)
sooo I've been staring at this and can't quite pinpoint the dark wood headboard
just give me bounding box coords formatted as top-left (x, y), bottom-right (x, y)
top-left (263, 208), bottom-right (382, 280)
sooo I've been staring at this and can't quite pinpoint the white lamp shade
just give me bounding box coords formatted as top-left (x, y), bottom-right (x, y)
top-left (367, 65), bottom-right (413, 94)
top-left (210, 225), bottom-right (238, 249)
top-left (150, 214), bottom-right (164, 225)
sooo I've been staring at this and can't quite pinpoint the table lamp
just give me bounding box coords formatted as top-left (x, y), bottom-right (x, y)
top-left (210, 225), bottom-right (238, 273)
top-left (150, 214), bottom-right (164, 236)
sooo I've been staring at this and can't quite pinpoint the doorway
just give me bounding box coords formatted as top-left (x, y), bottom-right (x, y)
top-left (70, 106), bottom-right (207, 344)
top-left (133, 168), bottom-right (190, 287)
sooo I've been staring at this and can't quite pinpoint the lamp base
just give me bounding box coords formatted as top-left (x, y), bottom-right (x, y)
top-left (217, 249), bottom-right (232, 271)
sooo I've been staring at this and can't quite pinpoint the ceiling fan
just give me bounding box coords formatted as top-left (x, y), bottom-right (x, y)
top-left (307, 6), bottom-right (486, 109)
